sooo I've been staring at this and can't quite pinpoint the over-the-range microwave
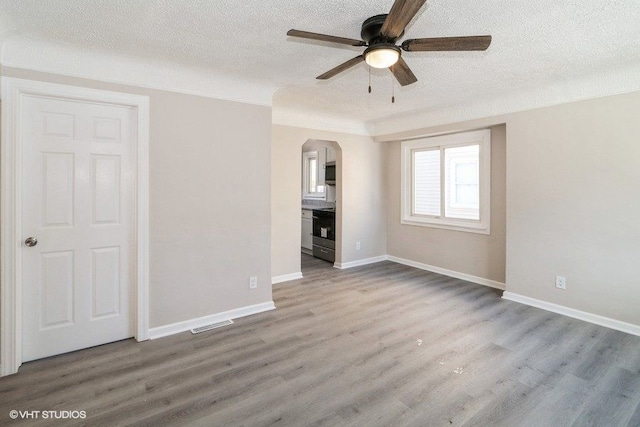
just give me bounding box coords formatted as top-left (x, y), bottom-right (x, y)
top-left (325, 161), bottom-right (336, 185)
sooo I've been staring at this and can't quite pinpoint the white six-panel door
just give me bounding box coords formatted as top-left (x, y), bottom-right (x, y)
top-left (20, 95), bottom-right (136, 362)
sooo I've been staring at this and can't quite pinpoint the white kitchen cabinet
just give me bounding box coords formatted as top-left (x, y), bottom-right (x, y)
top-left (326, 147), bottom-right (336, 162)
top-left (301, 209), bottom-right (313, 250)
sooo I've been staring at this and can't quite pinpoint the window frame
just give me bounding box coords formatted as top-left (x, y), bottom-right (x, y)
top-left (401, 129), bottom-right (491, 234)
top-left (302, 150), bottom-right (325, 200)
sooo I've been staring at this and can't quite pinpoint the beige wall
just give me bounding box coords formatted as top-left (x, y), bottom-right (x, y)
top-left (385, 125), bottom-right (506, 284)
top-left (506, 92), bottom-right (640, 325)
top-left (272, 125), bottom-right (387, 278)
top-left (379, 91), bottom-right (640, 327)
top-left (4, 67), bottom-right (637, 337)
top-left (1, 67), bottom-right (273, 328)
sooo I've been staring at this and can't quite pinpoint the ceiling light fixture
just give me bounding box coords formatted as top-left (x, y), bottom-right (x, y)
top-left (364, 44), bottom-right (400, 69)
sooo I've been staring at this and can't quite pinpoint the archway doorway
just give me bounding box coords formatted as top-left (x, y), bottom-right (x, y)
top-left (300, 139), bottom-right (342, 271)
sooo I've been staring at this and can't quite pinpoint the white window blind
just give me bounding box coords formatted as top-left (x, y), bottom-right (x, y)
top-left (413, 149), bottom-right (441, 217)
top-left (308, 157), bottom-right (318, 193)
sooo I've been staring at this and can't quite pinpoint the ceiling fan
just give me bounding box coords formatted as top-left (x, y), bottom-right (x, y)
top-left (287, 0), bottom-right (491, 86)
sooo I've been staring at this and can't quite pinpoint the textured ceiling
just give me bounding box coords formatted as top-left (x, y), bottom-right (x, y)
top-left (1, 0), bottom-right (639, 133)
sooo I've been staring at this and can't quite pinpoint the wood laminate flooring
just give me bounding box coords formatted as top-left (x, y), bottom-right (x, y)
top-left (1, 254), bottom-right (639, 426)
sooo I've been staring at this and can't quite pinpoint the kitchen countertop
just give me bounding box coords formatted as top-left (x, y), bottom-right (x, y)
top-left (302, 202), bottom-right (335, 211)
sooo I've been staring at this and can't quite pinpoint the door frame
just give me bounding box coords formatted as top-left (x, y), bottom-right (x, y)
top-left (1, 77), bottom-right (150, 376)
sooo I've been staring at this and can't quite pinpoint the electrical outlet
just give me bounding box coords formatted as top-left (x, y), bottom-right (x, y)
top-left (356, 241), bottom-right (361, 250)
top-left (249, 276), bottom-right (258, 289)
top-left (555, 276), bottom-right (566, 290)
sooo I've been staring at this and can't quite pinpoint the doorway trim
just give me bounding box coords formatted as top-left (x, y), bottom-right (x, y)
top-left (1, 77), bottom-right (150, 376)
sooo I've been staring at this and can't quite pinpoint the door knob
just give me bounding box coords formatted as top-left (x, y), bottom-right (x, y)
top-left (25, 237), bottom-right (38, 247)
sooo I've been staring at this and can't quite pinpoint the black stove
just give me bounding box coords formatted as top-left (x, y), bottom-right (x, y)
top-left (312, 208), bottom-right (335, 263)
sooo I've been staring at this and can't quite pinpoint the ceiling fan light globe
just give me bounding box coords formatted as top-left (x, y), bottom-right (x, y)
top-left (364, 44), bottom-right (400, 68)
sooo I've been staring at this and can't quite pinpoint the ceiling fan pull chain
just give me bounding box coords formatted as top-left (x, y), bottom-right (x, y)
top-left (368, 65), bottom-right (372, 93)
top-left (391, 76), bottom-right (395, 103)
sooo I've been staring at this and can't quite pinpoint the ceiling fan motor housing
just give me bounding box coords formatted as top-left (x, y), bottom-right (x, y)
top-left (360, 14), bottom-right (402, 45)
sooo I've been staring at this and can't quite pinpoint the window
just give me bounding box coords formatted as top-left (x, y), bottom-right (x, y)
top-left (401, 129), bottom-right (491, 234)
top-left (303, 151), bottom-right (325, 199)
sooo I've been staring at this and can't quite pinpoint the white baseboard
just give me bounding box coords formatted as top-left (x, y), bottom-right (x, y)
top-left (148, 301), bottom-right (276, 340)
top-left (386, 255), bottom-right (506, 291)
top-left (271, 272), bottom-right (303, 284)
top-left (334, 255), bottom-right (388, 269)
top-left (502, 292), bottom-right (640, 336)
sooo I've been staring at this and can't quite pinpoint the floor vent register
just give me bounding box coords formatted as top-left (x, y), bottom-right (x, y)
top-left (190, 319), bottom-right (234, 334)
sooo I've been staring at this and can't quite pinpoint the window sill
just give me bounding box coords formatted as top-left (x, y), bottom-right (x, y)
top-left (401, 217), bottom-right (490, 235)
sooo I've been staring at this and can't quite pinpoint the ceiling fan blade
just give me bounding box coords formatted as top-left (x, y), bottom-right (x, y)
top-left (380, 0), bottom-right (427, 39)
top-left (389, 57), bottom-right (417, 86)
top-left (402, 35), bottom-right (492, 51)
top-left (287, 29), bottom-right (366, 47)
top-left (317, 55), bottom-right (364, 80)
